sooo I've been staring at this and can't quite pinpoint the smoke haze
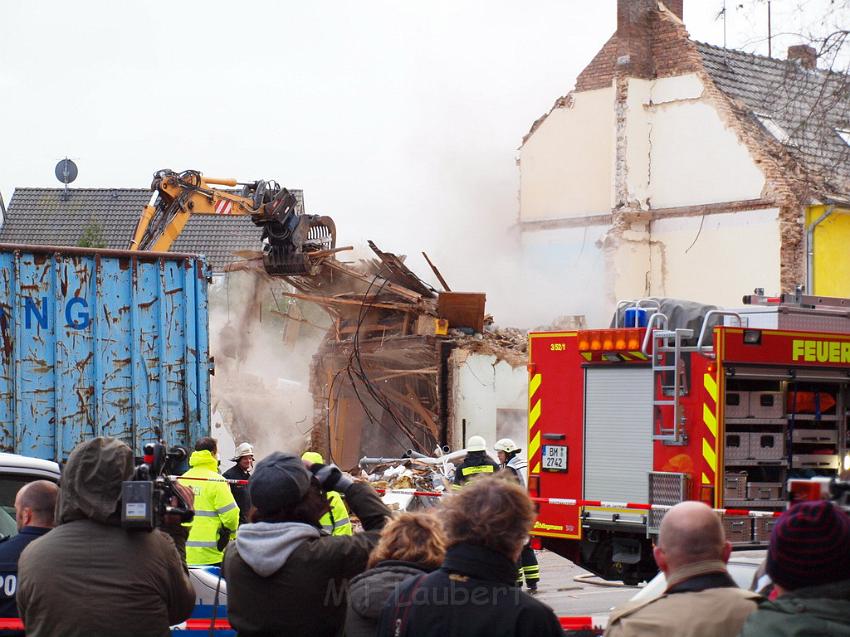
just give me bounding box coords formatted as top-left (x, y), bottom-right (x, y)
top-left (1, 1), bottom-right (846, 328)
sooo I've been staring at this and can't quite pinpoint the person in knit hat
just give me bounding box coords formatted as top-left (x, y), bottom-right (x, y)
top-left (739, 499), bottom-right (850, 636)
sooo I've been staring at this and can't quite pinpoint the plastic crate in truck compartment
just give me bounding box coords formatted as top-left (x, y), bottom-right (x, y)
top-left (725, 391), bottom-right (750, 419)
top-left (750, 432), bottom-right (784, 461)
top-left (750, 391), bottom-right (784, 419)
top-left (725, 433), bottom-right (750, 462)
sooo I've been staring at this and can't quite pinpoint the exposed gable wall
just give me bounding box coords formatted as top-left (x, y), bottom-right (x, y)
top-left (632, 75), bottom-right (767, 208)
top-left (520, 87), bottom-right (615, 221)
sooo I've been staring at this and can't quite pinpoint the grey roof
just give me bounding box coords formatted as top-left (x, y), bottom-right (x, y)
top-left (0, 188), bottom-right (281, 272)
top-left (697, 42), bottom-right (850, 198)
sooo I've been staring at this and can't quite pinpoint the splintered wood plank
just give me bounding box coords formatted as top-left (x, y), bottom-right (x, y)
top-left (324, 259), bottom-right (423, 302)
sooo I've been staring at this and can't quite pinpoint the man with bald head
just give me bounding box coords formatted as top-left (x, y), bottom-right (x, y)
top-left (605, 501), bottom-right (760, 637)
top-left (0, 481), bottom-right (58, 632)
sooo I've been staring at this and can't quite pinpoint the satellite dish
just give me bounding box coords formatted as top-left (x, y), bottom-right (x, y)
top-left (55, 158), bottom-right (78, 185)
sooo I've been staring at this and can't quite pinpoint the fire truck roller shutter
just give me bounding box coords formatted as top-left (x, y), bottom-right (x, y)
top-left (584, 367), bottom-right (654, 511)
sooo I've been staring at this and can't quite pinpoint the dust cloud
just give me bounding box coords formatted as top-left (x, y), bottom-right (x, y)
top-left (208, 270), bottom-right (327, 463)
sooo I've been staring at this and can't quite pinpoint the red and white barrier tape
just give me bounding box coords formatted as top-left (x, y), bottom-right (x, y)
top-left (0, 616), bottom-right (595, 631)
top-left (169, 480), bottom-right (782, 518)
top-left (0, 618), bottom-right (232, 631)
top-left (374, 488), bottom-right (783, 518)
top-left (169, 475), bottom-right (249, 486)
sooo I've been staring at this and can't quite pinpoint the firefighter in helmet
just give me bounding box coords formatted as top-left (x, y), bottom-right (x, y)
top-left (223, 442), bottom-right (254, 525)
top-left (452, 435), bottom-right (500, 490)
top-left (495, 437), bottom-right (540, 594)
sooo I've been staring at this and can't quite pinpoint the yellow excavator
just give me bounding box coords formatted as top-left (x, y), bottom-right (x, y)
top-left (129, 169), bottom-right (336, 276)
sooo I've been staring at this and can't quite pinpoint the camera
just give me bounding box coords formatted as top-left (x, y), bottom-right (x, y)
top-left (121, 429), bottom-right (194, 531)
top-left (788, 477), bottom-right (850, 513)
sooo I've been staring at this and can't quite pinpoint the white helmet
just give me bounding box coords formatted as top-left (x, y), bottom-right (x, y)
top-left (231, 442), bottom-right (254, 461)
top-left (466, 435), bottom-right (487, 452)
top-left (494, 438), bottom-right (520, 454)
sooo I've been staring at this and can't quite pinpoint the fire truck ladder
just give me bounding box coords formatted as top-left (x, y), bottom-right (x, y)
top-left (650, 328), bottom-right (692, 445)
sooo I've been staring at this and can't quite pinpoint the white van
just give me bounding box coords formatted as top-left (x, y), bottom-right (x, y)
top-left (0, 453), bottom-right (61, 538)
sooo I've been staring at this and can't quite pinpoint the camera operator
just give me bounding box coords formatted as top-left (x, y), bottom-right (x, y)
top-left (17, 437), bottom-right (196, 637)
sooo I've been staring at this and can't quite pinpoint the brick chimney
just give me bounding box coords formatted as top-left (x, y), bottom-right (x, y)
top-left (616, 0), bottom-right (655, 78)
top-left (616, 1), bottom-right (684, 77)
top-left (787, 44), bottom-right (817, 70)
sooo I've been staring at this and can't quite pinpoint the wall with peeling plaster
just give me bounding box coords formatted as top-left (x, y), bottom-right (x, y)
top-left (518, 68), bottom-right (779, 321)
top-left (649, 208), bottom-right (781, 302)
top-left (520, 224), bottom-right (609, 327)
top-left (635, 75), bottom-right (766, 208)
top-left (448, 351), bottom-right (527, 454)
top-left (610, 225), bottom-right (652, 305)
top-left (520, 87), bottom-right (615, 221)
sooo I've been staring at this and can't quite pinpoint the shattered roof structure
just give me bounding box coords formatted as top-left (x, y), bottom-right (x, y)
top-left (0, 187), bottom-right (303, 272)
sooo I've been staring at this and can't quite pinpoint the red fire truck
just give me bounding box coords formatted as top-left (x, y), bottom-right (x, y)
top-left (527, 292), bottom-right (850, 584)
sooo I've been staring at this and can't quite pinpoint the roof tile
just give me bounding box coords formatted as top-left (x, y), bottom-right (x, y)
top-left (0, 188), bottom-right (302, 272)
top-left (697, 41), bottom-right (850, 197)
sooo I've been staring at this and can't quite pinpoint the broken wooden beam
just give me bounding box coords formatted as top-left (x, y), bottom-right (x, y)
top-left (279, 290), bottom-right (415, 311)
top-left (422, 251), bottom-right (451, 291)
top-left (324, 259), bottom-right (424, 303)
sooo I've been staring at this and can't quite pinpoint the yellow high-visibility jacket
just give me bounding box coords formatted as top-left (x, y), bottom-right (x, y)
top-left (301, 451), bottom-right (352, 536)
top-left (180, 450), bottom-right (240, 565)
top-left (320, 491), bottom-right (352, 536)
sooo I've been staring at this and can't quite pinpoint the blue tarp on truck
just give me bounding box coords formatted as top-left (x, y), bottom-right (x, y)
top-left (0, 244), bottom-right (211, 461)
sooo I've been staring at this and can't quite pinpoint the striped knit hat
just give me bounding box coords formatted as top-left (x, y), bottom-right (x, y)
top-left (766, 500), bottom-right (850, 591)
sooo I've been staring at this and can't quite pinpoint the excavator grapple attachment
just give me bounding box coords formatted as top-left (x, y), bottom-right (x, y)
top-left (261, 215), bottom-right (336, 276)
top-left (253, 188), bottom-right (336, 276)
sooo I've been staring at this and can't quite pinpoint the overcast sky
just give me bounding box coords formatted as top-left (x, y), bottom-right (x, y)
top-left (1, 0), bottom-right (844, 325)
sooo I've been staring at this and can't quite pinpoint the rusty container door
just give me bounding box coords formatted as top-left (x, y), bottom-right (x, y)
top-left (0, 245), bottom-right (210, 462)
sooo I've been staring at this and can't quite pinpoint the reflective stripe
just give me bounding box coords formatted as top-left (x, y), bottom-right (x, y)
top-left (193, 510), bottom-right (219, 518)
top-left (333, 517), bottom-right (351, 529)
top-left (186, 540), bottom-right (218, 548)
top-left (321, 523), bottom-right (334, 533)
top-left (216, 502), bottom-right (237, 515)
top-left (461, 465), bottom-right (494, 476)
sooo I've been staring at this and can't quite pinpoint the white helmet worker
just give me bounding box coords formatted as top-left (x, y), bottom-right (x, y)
top-left (494, 438), bottom-right (520, 454)
top-left (466, 435), bottom-right (487, 452)
top-left (231, 442), bottom-right (255, 462)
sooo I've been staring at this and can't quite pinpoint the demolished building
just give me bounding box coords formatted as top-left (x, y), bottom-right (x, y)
top-left (230, 241), bottom-right (535, 469)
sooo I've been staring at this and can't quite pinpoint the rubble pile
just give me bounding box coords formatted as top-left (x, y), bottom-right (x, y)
top-left (362, 461), bottom-right (448, 493)
top-left (450, 325), bottom-right (528, 366)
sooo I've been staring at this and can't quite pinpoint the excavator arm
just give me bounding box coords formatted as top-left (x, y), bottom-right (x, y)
top-left (129, 169), bottom-right (336, 276)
